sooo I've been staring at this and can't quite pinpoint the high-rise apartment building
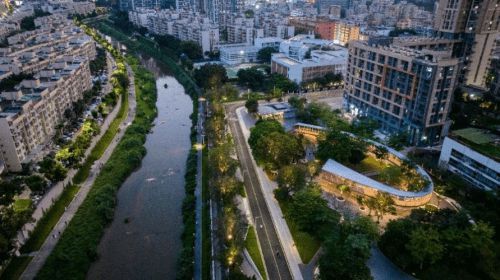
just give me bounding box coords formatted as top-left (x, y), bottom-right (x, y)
top-left (434, 0), bottom-right (500, 89)
top-left (344, 39), bottom-right (460, 146)
top-left (0, 57), bottom-right (92, 172)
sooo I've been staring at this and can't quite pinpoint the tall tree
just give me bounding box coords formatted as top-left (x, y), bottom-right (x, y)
top-left (245, 99), bottom-right (258, 114)
top-left (288, 187), bottom-right (339, 236)
top-left (257, 46), bottom-right (277, 63)
top-left (277, 165), bottom-right (306, 194)
top-left (194, 64), bottom-right (228, 89)
top-left (406, 227), bottom-right (444, 269)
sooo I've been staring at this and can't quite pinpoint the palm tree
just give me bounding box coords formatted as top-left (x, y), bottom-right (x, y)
top-left (373, 192), bottom-right (396, 222)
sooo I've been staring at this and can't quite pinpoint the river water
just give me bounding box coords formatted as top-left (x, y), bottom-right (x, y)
top-left (87, 57), bottom-right (192, 279)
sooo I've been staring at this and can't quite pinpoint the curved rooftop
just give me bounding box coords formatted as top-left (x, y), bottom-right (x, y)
top-left (322, 132), bottom-right (434, 199)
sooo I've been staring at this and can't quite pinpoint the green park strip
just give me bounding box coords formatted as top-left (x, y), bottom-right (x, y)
top-left (19, 185), bottom-right (79, 254)
top-left (202, 148), bottom-right (211, 280)
top-left (0, 256), bottom-right (33, 280)
top-left (245, 226), bottom-right (267, 280)
top-left (35, 56), bottom-right (157, 279)
top-left (277, 199), bottom-right (320, 264)
top-left (72, 80), bottom-right (129, 185)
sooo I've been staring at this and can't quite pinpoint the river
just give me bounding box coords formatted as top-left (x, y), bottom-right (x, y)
top-left (87, 57), bottom-right (192, 279)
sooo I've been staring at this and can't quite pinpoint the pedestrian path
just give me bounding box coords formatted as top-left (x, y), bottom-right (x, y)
top-left (15, 55), bottom-right (118, 247)
top-left (19, 64), bottom-right (137, 280)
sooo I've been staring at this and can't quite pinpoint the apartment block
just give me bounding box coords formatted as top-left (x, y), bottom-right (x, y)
top-left (0, 57), bottom-right (92, 172)
top-left (439, 129), bottom-right (499, 191)
top-left (434, 0), bottom-right (500, 89)
top-left (0, 5), bottom-right (34, 40)
top-left (128, 9), bottom-right (219, 53)
top-left (289, 17), bottom-right (360, 45)
top-left (0, 15), bottom-right (96, 77)
top-left (344, 40), bottom-right (460, 146)
top-left (38, 1), bottom-right (96, 16)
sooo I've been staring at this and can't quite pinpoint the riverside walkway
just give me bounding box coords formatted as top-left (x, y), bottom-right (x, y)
top-left (20, 64), bottom-right (137, 280)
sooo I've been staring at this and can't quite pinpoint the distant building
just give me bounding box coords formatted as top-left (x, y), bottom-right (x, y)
top-left (219, 37), bottom-right (282, 65)
top-left (128, 9), bottom-right (219, 53)
top-left (289, 18), bottom-right (360, 46)
top-left (0, 58), bottom-right (92, 172)
top-left (328, 5), bottom-right (341, 18)
top-left (344, 40), bottom-right (459, 146)
top-left (219, 44), bottom-right (259, 65)
top-left (279, 34), bottom-right (337, 60)
top-left (256, 102), bottom-right (294, 119)
top-left (254, 37), bottom-right (283, 49)
top-left (271, 48), bottom-right (347, 84)
top-left (439, 128), bottom-right (500, 191)
top-left (434, 0), bottom-right (500, 89)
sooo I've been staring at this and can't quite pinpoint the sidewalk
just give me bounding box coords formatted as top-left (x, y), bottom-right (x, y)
top-left (16, 53), bottom-right (119, 247)
top-left (19, 64), bottom-right (137, 280)
top-left (235, 107), bottom-right (304, 280)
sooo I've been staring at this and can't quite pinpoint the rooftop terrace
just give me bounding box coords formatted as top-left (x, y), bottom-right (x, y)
top-left (451, 128), bottom-right (500, 161)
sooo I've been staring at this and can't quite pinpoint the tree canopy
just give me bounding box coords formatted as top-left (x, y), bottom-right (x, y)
top-left (248, 120), bottom-right (304, 170)
top-left (317, 130), bottom-right (368, 164)
top-left (194, 64), bottom-right (228, 89)
top-left (257, 46), bottom-right (278, 63)
top-left (319, 216), bottom-right (379, 280)
top-left (379, 209), bottom-right (498, 279)
top-left (245, 99), bottom-right (258, 114)
top-left (289, 187), bottom-right (340, 236)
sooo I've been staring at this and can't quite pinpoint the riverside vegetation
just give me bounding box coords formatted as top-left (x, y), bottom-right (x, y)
top-left (88, 16), bottom-right (203, 279)
top-left (35, 23), bottom-right (158, 278)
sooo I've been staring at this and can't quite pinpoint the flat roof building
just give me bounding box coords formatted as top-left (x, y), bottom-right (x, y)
top-left (271, 48), bottom-right (347, 84)
top-left (439, 128), bottom-right (500, 191)
top-left (344, 40), bottom-right (459, 146)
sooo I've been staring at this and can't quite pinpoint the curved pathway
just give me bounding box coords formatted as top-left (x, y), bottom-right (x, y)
top-left (20, 64), bottom-right (137, 280)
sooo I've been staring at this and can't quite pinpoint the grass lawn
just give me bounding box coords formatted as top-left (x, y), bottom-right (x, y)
top-left (0, 256), bottom-right (33, 280)
top-left (19, 184), bottom-right (80, 254)
top-left (351, 156), bottom-right (389, 174)
top-left (245, 226), bottom-right (267, 280)
top-left (13, 199), bottom-right (31, 212)
top-left (277, 199), bottom-right (320, 264)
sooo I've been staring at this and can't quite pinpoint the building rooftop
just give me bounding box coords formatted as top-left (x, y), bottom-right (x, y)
top-left (450, 128), bottom-right (500, 160)
top-left (322, 159), bottom-right (433, 198)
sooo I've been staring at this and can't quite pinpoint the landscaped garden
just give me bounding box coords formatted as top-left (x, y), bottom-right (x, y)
top-left (348, 146), bottom-right (430, 193)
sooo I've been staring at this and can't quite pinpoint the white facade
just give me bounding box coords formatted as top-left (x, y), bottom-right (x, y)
top-left (271, 48), bottom-right (347, 84)
top-left (129, 8), bottom-right (219, 53)
top-left (439, 137), bottom-right (500, 191)
top-left (254, 37), bottom-right (282, 49)
top-left (219, 44), bottom-right (260, 65)
top-left (279, 34), bottom-right (337, 61)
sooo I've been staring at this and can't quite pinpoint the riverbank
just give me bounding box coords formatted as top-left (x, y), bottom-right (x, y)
top-left (88, 20), bottom-right (206, 280)
top-left (35, 50), bottom-right (157, 278)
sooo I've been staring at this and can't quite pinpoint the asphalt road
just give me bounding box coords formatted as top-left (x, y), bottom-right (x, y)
top-left (226, 103), bottom-right (293, 280)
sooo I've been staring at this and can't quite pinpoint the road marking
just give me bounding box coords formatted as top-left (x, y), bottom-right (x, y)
top-left (232, 119), bottom-right (284, 280)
